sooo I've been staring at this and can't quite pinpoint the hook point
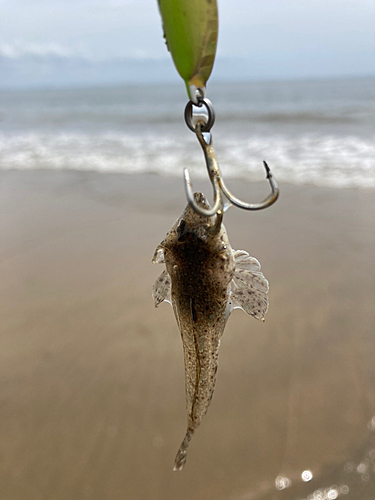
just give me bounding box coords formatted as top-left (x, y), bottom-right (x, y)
top-left (263, 160), bottom-right (271, 178)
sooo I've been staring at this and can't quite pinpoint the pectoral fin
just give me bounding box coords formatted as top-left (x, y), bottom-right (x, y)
top-left (226, 250), bottom-right (269, 321)
top-left (152, 269), bottom-right (172, 307)
top-left (152, 244), bottom-right (165, 264)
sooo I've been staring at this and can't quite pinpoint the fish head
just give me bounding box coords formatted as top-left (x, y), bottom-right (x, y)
top-left (157, 192), bottom-right (235, 289)
top-left (175, 192), bottom-right (221, 244)
top-left (153, 192), bottom-right (235, 292)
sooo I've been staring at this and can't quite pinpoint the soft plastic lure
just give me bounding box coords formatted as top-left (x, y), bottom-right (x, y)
top-left (152, 194), bottom-right (269, 470)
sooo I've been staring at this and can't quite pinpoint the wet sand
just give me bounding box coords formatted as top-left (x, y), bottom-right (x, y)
top-left (1, 170), bottom-right (375, 500)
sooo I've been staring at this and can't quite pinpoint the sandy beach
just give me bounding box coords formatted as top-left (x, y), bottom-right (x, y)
top-left (1, 169), bottom-right (375, 500)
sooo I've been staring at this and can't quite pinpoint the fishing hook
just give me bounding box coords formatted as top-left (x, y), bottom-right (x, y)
top-left (184, 98), bottom-right (279, 217)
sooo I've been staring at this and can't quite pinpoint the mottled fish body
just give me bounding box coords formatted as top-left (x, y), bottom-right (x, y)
top-left (152, 193), bottom-right (269, 470)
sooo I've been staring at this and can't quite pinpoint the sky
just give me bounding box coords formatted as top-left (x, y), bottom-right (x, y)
top-left (0, 0), bottom-right (374, 88)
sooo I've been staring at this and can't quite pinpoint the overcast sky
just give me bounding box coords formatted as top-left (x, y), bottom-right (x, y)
top-left (1, 0), bottom-right (374, 88)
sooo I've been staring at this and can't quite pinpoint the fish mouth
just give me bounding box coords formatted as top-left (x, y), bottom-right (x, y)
top-left (191, 192), bottom-right (223, 236)
top-left (193, 192), bottom-right (211, 210)
top-left (180, 192), bottom-right (222, 238)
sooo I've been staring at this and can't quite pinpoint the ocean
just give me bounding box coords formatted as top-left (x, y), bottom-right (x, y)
top-left (0, 77), bottom-right (374, 189)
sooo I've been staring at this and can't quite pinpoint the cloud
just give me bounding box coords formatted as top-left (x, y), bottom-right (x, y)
top-left (0, 40), bottom-right (167, 63)
top-left (0, 41), bottom-right (83, 60)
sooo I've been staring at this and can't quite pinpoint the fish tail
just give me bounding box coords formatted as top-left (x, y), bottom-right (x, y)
top-left (173, 427), bottom-right (194, 471)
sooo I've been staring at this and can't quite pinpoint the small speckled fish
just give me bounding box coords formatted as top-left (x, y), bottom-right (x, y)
top-left (152, 193), bottom-right (269, 471)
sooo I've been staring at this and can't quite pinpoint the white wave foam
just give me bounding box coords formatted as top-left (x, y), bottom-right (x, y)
top-left (1, 132), bottom-right (374, 189)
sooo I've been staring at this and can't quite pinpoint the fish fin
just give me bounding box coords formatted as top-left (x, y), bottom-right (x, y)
top-left (225, 293), bottom-right (251, 322)
top-left (228, 250), bottom-right (269, 321)
top-left (225, 296), bottom-right (237, 322)
top-left (173, 427), bottom-right (194, 471)
top-left (233, 250), bottom-right (262, 272)
top-left (152, 269), bottom-right (172, 307)
top-left (152, 244), bottom-right (165, 264)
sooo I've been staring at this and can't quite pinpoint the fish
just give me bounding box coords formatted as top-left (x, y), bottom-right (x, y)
top-left (152, 193), bottom-right (269, 471)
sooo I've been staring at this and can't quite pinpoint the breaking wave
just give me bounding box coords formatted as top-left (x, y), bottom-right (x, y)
top-left (1, 131), bottom-right (374, 189)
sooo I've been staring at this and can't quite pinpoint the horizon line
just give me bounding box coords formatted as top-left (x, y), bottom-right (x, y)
top-left (1, 73), bottom-right (375, 93)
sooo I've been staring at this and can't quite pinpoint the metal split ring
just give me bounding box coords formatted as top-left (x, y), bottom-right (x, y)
top-left (184, 97), bottom-right (215, 133)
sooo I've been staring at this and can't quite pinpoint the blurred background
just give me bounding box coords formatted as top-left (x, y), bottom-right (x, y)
top-left (1, 1), bottom-right (375, 499)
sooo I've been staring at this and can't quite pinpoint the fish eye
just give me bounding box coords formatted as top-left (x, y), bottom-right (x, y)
top-left (177, 219), bottom-right (189, 242)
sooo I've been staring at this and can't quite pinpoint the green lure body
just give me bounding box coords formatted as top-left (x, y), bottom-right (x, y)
top-left (157, 0), bottom-right (218, 98)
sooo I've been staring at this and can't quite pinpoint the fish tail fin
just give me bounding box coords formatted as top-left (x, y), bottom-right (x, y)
top-left (173, 427), bottom-right (194, 471)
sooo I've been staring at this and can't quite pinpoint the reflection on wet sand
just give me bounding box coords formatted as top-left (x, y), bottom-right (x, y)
top-left (0, 171), bottom-right (374, 500)
top-left (260, 418), bottom-right (375, 500)
top-left (235, 420), bottom-right (375, 499)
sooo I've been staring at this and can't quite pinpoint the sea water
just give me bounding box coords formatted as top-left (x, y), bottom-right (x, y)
top-left (0, 77), bottom-right (374, 188)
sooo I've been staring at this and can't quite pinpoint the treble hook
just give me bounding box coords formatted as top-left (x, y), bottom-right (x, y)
top-left (183, 98), bottom-right (279, 217)
top-left (183, 127), bottom-right (278, 219)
